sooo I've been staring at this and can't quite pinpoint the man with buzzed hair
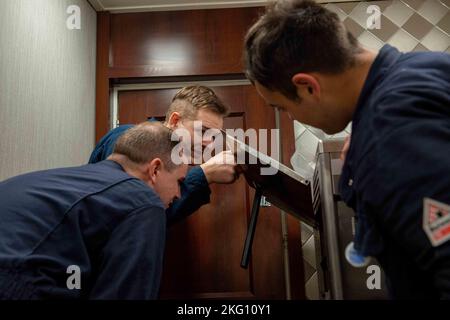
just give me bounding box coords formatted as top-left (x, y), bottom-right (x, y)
top-left (89, 85), bottom-right (238, 224)
top-left (0, 122), bottom-right (187, 299)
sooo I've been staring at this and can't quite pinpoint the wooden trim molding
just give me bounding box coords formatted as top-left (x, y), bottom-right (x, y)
top-left (88, 0), bottom-right (361, 13)
top-left (95, 12), bottom-right (111, 142)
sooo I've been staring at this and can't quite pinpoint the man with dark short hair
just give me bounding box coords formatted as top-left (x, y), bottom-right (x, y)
top-left (90, 85), bottom-right (237, 224)
top-left (0, 122), bottom-right (187, 299)
top-left (244, 0), bottom-right (450, 299)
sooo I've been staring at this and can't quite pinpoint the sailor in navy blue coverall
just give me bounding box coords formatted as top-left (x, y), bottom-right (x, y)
top-left (88, 123), bottom-right (211, 224)
top-left (338, 45), bottom-right (450, 299)
top-left (90, 86), bottom-right (237, 224)
top-left (0, 122), bottom-right (190, 299)
top-left (244, 0), bottom-right (450, 299)
top-left (0, 161), bottom-right (168, 299)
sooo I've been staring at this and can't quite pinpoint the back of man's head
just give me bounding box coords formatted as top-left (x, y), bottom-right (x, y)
top-left (244, 0), bottom-right (362, 100)
top-left (165, 85), bottom-right (229, 120)
top-left (113, 122), bottom-right (179, 171)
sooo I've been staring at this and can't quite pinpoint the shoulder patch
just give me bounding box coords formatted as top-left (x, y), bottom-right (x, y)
top-left (423, 198), bottom-right (450, 247)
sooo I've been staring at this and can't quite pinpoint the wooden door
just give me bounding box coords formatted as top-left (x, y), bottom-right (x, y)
top-left (117, 84), bottom-right (302, 299)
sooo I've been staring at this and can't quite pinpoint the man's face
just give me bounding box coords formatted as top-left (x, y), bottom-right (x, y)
top-left (153, 164), bottom-right (188, 208)
top-left (178, 109), bottom-right (224, 160)
top-left (254, 82), bottom-right (337, 134)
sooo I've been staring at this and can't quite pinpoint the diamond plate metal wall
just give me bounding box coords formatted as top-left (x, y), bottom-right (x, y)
top-left (326, 0), bottom-right (450, 52)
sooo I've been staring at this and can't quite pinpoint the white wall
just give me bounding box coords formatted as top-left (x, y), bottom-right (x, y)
top-left (0, 0), bottom-right (96, 181)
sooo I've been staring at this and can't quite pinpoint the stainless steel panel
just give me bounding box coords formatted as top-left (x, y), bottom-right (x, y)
top-left (315, 138), bottom-right (388, 300)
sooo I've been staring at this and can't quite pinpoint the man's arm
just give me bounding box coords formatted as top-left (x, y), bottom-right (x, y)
top-left (371, 113), bottom-right (450, 298)
top-left (166, 151), bottom-right (238, 225)
top-left (166, 166), bottom-right (211, 224)
top-left (89, 206), bottom-right (166, 300)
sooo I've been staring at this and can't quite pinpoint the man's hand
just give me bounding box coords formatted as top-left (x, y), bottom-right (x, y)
top-left (200, 151), bottom-right (239, 184)
top-left (340, 134), bottom-right (351, 162)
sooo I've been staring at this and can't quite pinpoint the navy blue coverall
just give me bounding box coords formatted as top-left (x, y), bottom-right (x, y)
top-left (0, 161), bottom-right (167, 299)
top-left (89, 124), bottom-right (211, 224)
top-left (340, 45), bottom-right (450, 299)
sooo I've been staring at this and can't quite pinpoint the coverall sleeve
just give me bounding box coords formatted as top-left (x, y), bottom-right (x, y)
top-left (89, 206), bottom-right (166, 300)
top-left (371, 108), bottom-right (450, 298)
top-left (88, 125), bottom-right (134, 164)
top-left (166, 166), bottom-right (211, 225)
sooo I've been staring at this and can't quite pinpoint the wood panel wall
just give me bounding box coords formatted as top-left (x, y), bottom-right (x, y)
top-left (96, 8), bottom-right (262, 141)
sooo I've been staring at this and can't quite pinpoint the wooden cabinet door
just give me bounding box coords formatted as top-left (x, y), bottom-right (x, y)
top-left (117, 84), bottom-right (303, 299)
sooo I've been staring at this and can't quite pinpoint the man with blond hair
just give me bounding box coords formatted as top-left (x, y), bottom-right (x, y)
top-left (90, 85), bottom-right (238, 224)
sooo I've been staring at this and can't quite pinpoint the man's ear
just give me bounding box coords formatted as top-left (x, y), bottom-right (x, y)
top-left (167, 112), bottom-right (182, 129)
top-left (291, 73), bottom-right (321, 100)
top-left (147, 158), bottom-right (163, 183)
